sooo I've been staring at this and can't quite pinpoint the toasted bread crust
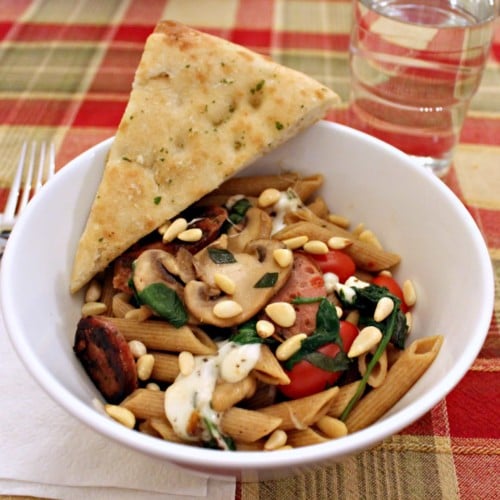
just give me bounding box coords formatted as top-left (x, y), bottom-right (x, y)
top-left (70, 20), bottom-right (339, 293)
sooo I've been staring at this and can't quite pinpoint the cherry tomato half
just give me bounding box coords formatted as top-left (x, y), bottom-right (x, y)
top-left (310, 250), bottom-right (356, 283)
top-left (371, 274), bottom-right (409, 313)
top-left (278, 321), bottom-right (359, 399)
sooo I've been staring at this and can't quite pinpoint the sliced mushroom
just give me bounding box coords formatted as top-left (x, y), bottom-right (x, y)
top-left (132, 249), bottom-right (189, 327)
top-left (133, 249), bottom-right (184, 296)
top-left (226, 207), bottom-right (273, 253)
top-left (184, 237), bottom-right (293, 327)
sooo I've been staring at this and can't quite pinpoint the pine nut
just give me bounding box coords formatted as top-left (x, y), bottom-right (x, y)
top-left (264, 429), bottom-right (288, 450)
top-left (265, 302), bottom-right (296, 328)
top-left (303, 239), bottom-right (329, 255)
top-left (85, 279), bottom-right (102, 303)
top-left (157, 221), bottom-right (170, 235)
top-left (347, 325), bottom-right (382, 358)
top-left (282, 235), bottom-right (308, 250)
top-left (327, 236), bottom-right (352, 250)
top-left (256, 319), bottom-right (275, 338)
top-left (273, 248), bottom-right (293, 268)
top-left (405, 311), bottom-right (413, 334)
top-left (335, 306), bottom-right (343, 318)
top-left (327, 213), bottom-right (350, 228)
top-left (162, 217), bottom-right (188, 243)
top-left (146, 382), bottom-right (161, 391)
top-left (177, 227), bottom-right (203, 242)
top-left (105, 404), bottom-right (136, 429)
top-left (81, 301), bottom-right (107, 317)
top-left (136, 353), bottom-right (155, 380)
top-left (379, 269), bottom-right (392, 277)
top-left (213, 300), bottom-right (243, 319)
top-left (128, 339), bottom-right (147, 358)
top-left (214, 272), bottom-right (236, 295)
top-left (258, 188), bottom-right (281, 208)
top-left (125, 305), bottom-right (152, 322)
top-left (316, 416), bottom-right (348, 439)
top-left (373, 296), bottom-right (394, 322)
top-left (178, 351), bottom-right (195, 376)
top-left (276, 333), bottom-right (307, 361)
top-left (403, 279), bottom-right (417, 307)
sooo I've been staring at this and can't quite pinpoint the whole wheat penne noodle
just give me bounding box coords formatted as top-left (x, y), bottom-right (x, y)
top-left (244, 381), bottom-right (278, 410)
top-left (213, 173), bottom-right (323, 202)
top-left (214, 173), bottom-right (300, 196)
top-left (148, 416), bottom-right (186, 443)
top-left (286, 427), bottom-right (329, 447)
top-left (386, 343), bottom-right (404, 367)
top-left (345, 335), bottom-right (444, 432)
top-left (306, 196), bottom-right (329, 218)
top-left (138, 419), bottom-right (162, 437)
top-left (274, 220), bottom-right (400, 272)
top-left (99, 268), bottom-right (115, 312)
top-left (251, 344), bottom-right (291, 385)
top-left (105, 317), bottom-right (217, 355)
top-left (259, 386), bottom-right (339, 431)
top-left (151, 352), bottom-right (180, 382)
top-left (120, 388), bottom-right (165, 420)
top-left (358, 349), bottom-right (388, 388)
top-left (220, 407), bottom-right (283, 443)
top-left (291, 174), bottom-right (324, 202)
top-left (235, 440), bottom-right (265, 451)
top-left (212, 376), bottom-right (257, 412)
top-left (112, 292), bottom-right (135, 318)
top-left (328, 380), bottom-right (362, 418)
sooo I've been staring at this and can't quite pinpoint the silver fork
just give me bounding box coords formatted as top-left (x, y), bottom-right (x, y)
top-left (0, 141), bottom-right (55, 253)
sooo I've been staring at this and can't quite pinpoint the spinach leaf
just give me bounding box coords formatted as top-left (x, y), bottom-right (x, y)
top-left (137, 283), bottom-right (187, 327)
top-left (301, 350), bottom-right (352, 372)
top-left (230, 320), bottom-right (277, 347)
top-left (227, 198), bottom-right (251, 225)
top-left (202, 417), bottom-right (235, 451)
top-left (254, 272), bottom-right (278, 288)
top-left (208, 247), bottom-right (237, 264)
top-left (284, 299), bottom-right (342, 370)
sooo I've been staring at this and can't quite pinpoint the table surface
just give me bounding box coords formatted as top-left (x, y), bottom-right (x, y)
top-left (0, 1), bottom-right (498, 499)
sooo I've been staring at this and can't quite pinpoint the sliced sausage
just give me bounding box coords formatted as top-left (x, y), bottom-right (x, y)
top-left (74, 316), bottom-right (138, 404)
top-left (266, 252), bottom-right (326, 338)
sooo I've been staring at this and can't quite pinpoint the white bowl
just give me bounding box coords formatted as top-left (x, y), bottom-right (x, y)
top-left (1, 122), bottom-right (494, 480)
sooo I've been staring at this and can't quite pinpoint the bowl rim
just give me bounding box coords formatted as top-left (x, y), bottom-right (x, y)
top-left (1, 121), bottom-right (495, 471)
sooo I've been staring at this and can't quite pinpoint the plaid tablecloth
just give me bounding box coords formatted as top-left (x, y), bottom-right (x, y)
top-left (0, 1), bottom-right (498, 499)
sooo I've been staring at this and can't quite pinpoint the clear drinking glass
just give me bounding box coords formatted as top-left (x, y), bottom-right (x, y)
top-left (349, 0), bottom-right (496, 176)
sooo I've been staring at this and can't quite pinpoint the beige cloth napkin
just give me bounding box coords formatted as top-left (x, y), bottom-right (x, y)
top-left (0, 305), bottom-right (235, 500)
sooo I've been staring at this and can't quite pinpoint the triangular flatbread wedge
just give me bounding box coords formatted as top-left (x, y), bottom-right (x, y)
top-left (70, 20), bottom-right (339, 293)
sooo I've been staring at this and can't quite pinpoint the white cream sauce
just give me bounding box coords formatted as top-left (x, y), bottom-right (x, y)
top-left (164, 341), bottom-right (261, 443)
top-left (271, 189), bottom-right (303, 235)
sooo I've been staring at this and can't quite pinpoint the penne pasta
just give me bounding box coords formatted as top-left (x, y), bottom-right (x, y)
top-left (112, 292), bottom-right (135, 318)
top-left (150, 352), bottom-right (180, 382)
top-left (344, 335), bottom-right (444, 432)
top-left (148, 417), bottom-right (186, 443)
top-left (220, 407), bottom-right (282, 443)
top-left (252, 344), bottom-right (291, 386)
top-left (358, 348), bottom-right (388, 388)
top-left (211, 376), bottom-right (257, 412)
top-left (274, 216), bottom-right (401, 272)
top-left (306, 196), bottom-right (329, 219)
top-left (121, 388), bottom-right (165, 420)
top-left (259, 387), bottom-right (339, 431)
top-left (328, 381), bottom-right (362, 418)
top-left (286, 427), bottom-right (329, 447)
top-left (106, 317), bottom-right (217, 355)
